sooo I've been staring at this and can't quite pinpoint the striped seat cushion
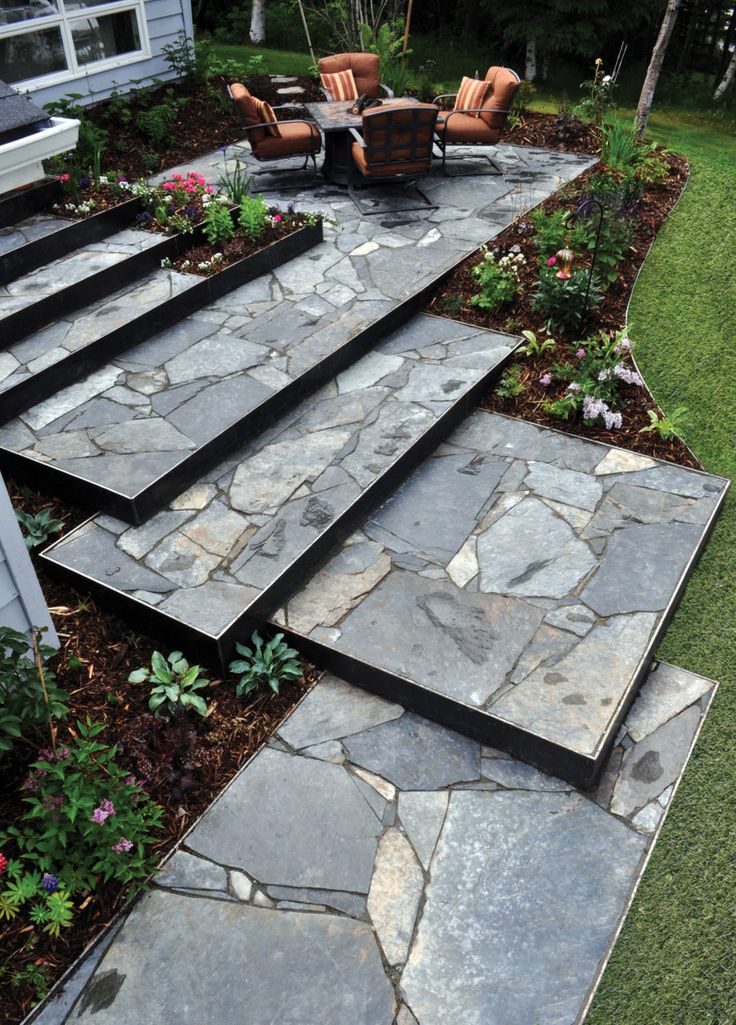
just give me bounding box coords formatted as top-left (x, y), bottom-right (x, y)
top-left (454, 76), bottom-right (489, 118)
top-left (320, 68), bottom-right (359, 101)
top-left (255, 98), bottom-right (281, 138)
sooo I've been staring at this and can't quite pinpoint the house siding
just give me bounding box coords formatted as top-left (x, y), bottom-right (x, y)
top-left (0, 474), bottom-right (58, 647)
top-left (16, 0), bottom-right (194, 109)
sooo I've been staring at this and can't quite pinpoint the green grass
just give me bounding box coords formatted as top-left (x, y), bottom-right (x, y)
top-left (212, 37), bottom-right (736, 1016)
top-left (582, 112), bottom-right (736, 1025)
top-left (210, 41), bottom-right (314, 77)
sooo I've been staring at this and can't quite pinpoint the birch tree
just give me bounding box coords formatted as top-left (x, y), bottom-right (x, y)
top-left (635, 0), bottom-right (682, 137)
top-left (250, 0), bottom-right (267, 44)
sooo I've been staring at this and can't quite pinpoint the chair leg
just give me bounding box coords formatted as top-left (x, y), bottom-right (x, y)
top-left (440, 150), bottom-right (504, 178)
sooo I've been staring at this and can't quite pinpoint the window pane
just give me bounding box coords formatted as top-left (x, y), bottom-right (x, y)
top-left (62, 0), bottom-right (123, 11)
top-left (70, 9), bottom-right (140, 66)
top-left (0, 24), bottom-right (67, 82)
top-left (0, 1), bottom-right (60, 27)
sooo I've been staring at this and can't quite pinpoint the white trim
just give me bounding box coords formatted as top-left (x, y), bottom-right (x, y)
top-left (0, 0), bottom-right (151, 91)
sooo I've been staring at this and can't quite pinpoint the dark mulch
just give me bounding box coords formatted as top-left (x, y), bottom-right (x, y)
top-left (174, 214), bottom-right (313, 274)
top-left (51, 183), bottom-right (132, 220)
top-left (429, 150), bottom-right (697, 467)
top-left (0, 482), bottom-right (314, 1025)
top-left (504, 110), bottom-right (602, 154)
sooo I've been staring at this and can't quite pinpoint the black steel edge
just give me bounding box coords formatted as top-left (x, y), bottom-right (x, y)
top-left (0, 197), bottom-right (142, 285)
top-left (3, 225), bottom-right (201, 347)
top-left (0, 221), bottom-right (323, 434)
top-left (0, 177), bottom-right (62, 229)
top-left (587, 472), bottom-right (730, 780)
top-left (37, 332), bottom-right (519, 646)
top-left (275, 628), bottom-right (597, 787)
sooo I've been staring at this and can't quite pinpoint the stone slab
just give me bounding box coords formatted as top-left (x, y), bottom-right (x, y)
top-left (41, 661), bottom-right (716, 1025)
top-left (280, 411), bottom-right (727, 777)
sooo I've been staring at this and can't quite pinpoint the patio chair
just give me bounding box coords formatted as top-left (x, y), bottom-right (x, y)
top-left (228, 83), bottom-right (322, 174)
top-left (433, 67), bottom-right (520, 176)
top-left (347, 102), bottom-right (439, 215)
top-left (318, 52), bottom-right (394, 102)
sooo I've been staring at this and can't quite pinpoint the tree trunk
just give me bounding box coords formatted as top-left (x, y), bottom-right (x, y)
top-left (249, 0), bottom-right (267, 44)
top-left (716, 5), bottom-right (736, 81)
top-left (636, 0), bottom-right (682, 138)
top-left (525, 38), bottom-right (537, 81)
top-left (714, 45), bottom-right (736, 98)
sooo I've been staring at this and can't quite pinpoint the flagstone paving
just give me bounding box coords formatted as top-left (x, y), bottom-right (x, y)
top-left (0, 227), bottom-right (161, 318)
top-left (41, 315), bottom-right (516, 637)
top-left (0, 145), bottom-right (592, 517)
top-left (33, 661), bottom-right (715, 1025)
top-left (0, 211), bottom-right (69, 258)
top-left (275, 410), bottom-right (727, 782)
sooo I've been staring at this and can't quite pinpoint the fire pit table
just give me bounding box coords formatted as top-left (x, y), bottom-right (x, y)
top-left (306, 97), bottom-right (421, 186)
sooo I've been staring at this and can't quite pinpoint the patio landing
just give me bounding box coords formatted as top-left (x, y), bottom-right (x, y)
top-left (32, 662), bottom-right (716, 1025)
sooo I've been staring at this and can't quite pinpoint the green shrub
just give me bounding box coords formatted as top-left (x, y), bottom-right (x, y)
top-left (530, 208), bottom-right (586, 262)
top-left (14, 507), bottom-right (63, 550)
top-left (0, 627), bottom-right (68, 759)
top-left (239, 194), bottom-right (268, 241)
top-left (532, 267), bottom-right (602, 334)
top-left (2, 719), bottom-right (163, 900)
top-left (203, 202), bottom-right (235, 245)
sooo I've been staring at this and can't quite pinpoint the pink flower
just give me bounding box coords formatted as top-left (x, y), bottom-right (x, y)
top-left (539, 372), bottom-right (553, 386)
top-left (58, 173), bottom-right (71, 182)
top-left (272, 214), bottom-right (282, 223)
top-left (546, 256), bottom-right (557, 267)
top-left (162, 182), bottom-right (175, 191)
top-left (112, 837), bottom-right (134, 853)
top-left (576, 348), bottom-right (586, 359)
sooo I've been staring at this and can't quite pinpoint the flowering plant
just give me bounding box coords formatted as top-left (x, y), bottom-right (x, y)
top-left (1, 719), bottom-right (162, 896)
top-left (471, 247), bottom-right (526, 311)
top-left (574, 57), bottom-right (617, 126)
top-left (137, 171), bottom-right (215, 235)
top-left (532, 267), bottom-right (602, 334)
top-left (540, 330), bottom-right (642, 430)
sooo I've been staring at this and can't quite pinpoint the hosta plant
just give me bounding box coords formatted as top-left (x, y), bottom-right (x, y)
top-left (229, 632), bottom-right (302, 697)
top-left (15, 507), bottom-right (63, 550)
top-left (128, 651), bottom-right (210, 717)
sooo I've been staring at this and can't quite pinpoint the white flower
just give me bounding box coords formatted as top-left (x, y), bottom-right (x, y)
top-left (602, 74), bottom-right (612, 83)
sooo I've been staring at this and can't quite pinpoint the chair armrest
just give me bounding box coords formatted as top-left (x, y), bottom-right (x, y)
top-left (433, 92), bottom-right (458, 108)
top-left (243, 118), bottom-right (321, 133)
top-left (379, 82), bottom-right (395, 98)
top-left (440, 107), bottom-right (512, 123)
top-left (349, 127), bottom-right (366, 147)
top-left (319, 86), bottom-right (334, 101)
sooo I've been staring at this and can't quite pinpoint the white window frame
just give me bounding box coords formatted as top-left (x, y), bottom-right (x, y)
top-left (0, 0), bottom-right (151, 90)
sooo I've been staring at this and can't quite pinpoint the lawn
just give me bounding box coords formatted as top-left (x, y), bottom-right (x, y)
top-left (186, 39), bottom-right (736, 1020)
top-left (584, 110), bottom-right (736, 1025)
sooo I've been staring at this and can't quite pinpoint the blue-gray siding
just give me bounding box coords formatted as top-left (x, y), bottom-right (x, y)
top-left (0, 474), bottom-right (58, 647)
top-left (18, 0), bottom-right (194, 109)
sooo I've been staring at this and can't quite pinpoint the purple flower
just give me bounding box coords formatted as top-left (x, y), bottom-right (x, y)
top-left (135, 211), bottom-right (153, 223)
top-left (91, 799), bottom-right (115, 825)
top-left (79, 176), bottom-right (91, 188)
top-left (576, 348), bottom-right (586, 359)
top-left (613, 363), bottom-right (643, 386)
top-left (38, 747), bottom-right (54, 762)
top-left (287, 202), bottom-right (295, 215)
top-left (113, 837), bottom-right (134, 853)
top-left (546, 256), bottom-right (557, 267)
top-left (42, 872), bottom-right (58, 893)
top-left (615, 337), bottom-right (632, 352)
top-left (539, 373), bottom-right (553, 386)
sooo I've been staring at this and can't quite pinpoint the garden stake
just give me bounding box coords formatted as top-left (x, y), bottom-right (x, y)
top-left (571, 197), bottom-right (605, 328)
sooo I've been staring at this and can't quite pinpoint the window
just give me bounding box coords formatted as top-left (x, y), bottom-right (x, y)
top-left (0, 0), bottom-right (149, 87)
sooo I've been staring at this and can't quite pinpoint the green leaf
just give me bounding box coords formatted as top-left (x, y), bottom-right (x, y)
top-left (128, 668), bottom-right (148, 684)
top-left (151, 651), bottom-right (172, 683)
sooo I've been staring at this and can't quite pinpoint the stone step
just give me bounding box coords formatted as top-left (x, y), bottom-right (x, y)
top-left (0, 226), bottom-right (163, 345)
top-left (32, 661), bottom-right (716, 1025)
top-left (40, 315), bottom-right (517, 655)
top-left (273, 409), bottom-right (728, 786)
top-left (0, 220), bottom-right (320, 433)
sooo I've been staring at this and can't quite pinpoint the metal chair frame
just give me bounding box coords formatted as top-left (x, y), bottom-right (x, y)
top-left (347, 106), bottom-right (439, 215)
top-left (228, 90), bottom-right (322, 176)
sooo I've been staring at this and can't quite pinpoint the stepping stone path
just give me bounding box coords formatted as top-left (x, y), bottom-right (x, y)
top-left (2, 140), bottom-right (726, 1022)
top-left (33, 663), bottom-right (716, 1025)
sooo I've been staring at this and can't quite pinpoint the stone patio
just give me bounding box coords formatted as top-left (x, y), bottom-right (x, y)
top-left (31, 661), bottom-right (716, 1025)
top-left (1, 137), bottom-right (726, 1024)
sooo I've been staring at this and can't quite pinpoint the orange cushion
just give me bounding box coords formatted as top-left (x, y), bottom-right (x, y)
top-left (255, 121), bottom-right (321, 159)
top-left (255, 98), bottom-right (281, 138)
top-left (481, 67), bottom-right (520, 129)
top-left (320, 68), bottom-right (359, 101)
top-left (454, 76), bottom-right (489, 118)
top-left (438, 111), bottom-right (500, 144)
top-left (230, 82), bottom-right (267, 144)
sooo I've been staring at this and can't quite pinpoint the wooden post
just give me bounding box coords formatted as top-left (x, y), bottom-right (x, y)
top-left (296, 0), bottom-right (317, 68)
top-left (403, 0), bottom-right (414, 54)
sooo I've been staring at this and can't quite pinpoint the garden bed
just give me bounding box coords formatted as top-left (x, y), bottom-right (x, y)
top-left (0, 482), bottom-right (315, 1025)
top-left (429, 149), bottom-right (697, 466)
